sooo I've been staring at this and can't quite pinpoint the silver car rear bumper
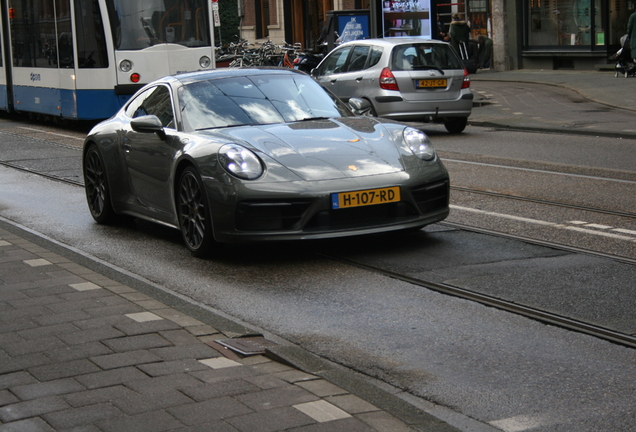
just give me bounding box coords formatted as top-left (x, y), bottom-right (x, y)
top-left (374, 91), bottom-right (473, 121)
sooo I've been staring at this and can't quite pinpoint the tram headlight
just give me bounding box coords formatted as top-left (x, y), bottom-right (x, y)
top-left (119, 60), bottom-right (133, 72)
top-left (199, 56), bottom-right (211, 68)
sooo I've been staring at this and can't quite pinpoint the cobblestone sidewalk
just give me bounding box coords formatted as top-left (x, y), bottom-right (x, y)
top-left (0, 225), bottom-right (456, 431)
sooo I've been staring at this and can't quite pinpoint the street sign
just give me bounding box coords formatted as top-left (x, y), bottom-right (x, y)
top-left (212, 2), bottom-right (221, 27)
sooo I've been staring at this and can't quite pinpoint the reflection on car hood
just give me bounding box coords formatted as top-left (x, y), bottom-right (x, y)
top-left (217, 117), bottom-right (406, 181)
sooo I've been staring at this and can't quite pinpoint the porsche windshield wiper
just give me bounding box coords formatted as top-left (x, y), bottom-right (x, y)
top-left (297, 117), bottom-right (331, 122)
top-left (196, 123), bottom-right (250, 131)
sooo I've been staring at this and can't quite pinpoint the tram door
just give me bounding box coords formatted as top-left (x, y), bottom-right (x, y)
top-left (57, 0), bottom-right (77, 118)
top-left (71, 0), bottom-right (118, 119)
top-left (0, 8), bottom-right (8, 111)
top-left (8, 0), bottom-right (77, 117)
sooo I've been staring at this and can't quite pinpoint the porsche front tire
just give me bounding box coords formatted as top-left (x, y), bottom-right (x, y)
top-left (177, 166), bottom-right (214, 257)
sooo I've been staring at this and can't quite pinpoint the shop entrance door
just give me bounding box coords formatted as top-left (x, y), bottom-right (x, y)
top-left (288, 0), bottom-right (333, 50)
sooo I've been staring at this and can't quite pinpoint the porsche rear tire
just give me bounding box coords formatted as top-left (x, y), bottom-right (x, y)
top-left (83, 144), bottom-right (116, 224)
top-left (177, 166), bottom-right (214, 257)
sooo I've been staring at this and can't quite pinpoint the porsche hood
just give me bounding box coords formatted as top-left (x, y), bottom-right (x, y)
top-left (215, 118), bottom-right (409, 182)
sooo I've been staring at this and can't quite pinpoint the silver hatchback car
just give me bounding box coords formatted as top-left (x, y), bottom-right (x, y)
top-left (311, 38), bottom-right (473, 133)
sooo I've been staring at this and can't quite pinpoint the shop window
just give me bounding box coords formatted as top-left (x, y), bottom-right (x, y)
top-left (527, 0), bottom-right (610, 46)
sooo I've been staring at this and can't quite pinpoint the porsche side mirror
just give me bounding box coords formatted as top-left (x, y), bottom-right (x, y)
top-left (131, 115), bottom-right (166, 139)
top-left (348, 98), bottom-right (371, 116)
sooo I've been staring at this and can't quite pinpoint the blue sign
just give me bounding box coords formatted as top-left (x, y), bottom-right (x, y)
top-left (337, 15), bottom-right (370, 44)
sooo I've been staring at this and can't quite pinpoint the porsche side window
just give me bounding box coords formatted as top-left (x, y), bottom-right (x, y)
top-left (320, 46), bottom-right (352, 75)
top-left (125, 88), bottom-right (153, 118)
top-left (141, 86), bottom-right (175, 128)
top-left (345, 46), bottom-right (370, 72)
top-left (125, 86), bottom-right (175, 128)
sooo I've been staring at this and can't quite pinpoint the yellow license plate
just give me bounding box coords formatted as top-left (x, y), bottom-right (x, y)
top-left (332, 186), bottom-right (401, 209)
top-left (417, 79), bottom-right (447, 88)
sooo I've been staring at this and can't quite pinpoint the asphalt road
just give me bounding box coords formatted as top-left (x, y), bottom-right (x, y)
top-left (1, 120), bottom-right (636, 431)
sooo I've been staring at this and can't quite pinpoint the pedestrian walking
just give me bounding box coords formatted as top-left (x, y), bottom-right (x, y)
top-left (449, 13), bottom-right (470, 54)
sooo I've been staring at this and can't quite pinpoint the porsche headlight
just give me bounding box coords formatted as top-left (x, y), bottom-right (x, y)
top-left (403, 128), bottom-right (436, 161)
top-left (219, 144), bottom-right (264, 180)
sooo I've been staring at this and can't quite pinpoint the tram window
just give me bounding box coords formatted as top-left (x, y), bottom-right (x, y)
top-left (75, 0), bottom-right (109, 68)
top-left (106, 0), bottom-right (211, 50)
top-left (126, 86), bottom-right (175, 129)
top-left (10, 0), bottom-right (73, 68)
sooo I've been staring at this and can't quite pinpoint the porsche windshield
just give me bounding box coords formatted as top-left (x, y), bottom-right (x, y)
top-left (107, 0), bottom-right (211, 50)
top-left (179, 74), bottom-right (352, 131)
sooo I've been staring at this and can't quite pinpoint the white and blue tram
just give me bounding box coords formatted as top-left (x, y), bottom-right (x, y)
top-left (0, 0), bottom-right (215, 120)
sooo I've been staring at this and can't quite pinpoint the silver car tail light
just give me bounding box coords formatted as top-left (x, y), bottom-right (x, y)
top-left (380, 67), bottom-right (399, 91)
top-left (462, 69), bottom-right (471, 89)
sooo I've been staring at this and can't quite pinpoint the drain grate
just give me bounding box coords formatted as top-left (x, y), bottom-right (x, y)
top-left (215, 336), bottom-right (278, 356)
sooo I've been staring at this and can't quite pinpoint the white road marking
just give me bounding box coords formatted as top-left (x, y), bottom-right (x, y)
top-left (568, 221), bottom-right (636, 236)
top-left (442, 159), bottom-right (636, 185)
top-left (451, 205), bottom-right (636, 242)
top-left (613, 228), bottom-right (636, 235)
top-left (585, 223), bottom-right (612, 229)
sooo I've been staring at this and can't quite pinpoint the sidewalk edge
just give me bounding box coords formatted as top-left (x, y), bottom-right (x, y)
top-left (471, 76), bottom-right (636, 113)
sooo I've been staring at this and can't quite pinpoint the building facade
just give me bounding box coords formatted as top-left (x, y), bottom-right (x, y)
top-left (238, 0), bottom-right (632, 69)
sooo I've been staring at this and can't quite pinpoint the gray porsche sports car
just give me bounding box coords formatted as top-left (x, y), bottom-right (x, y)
top-left (83, 68), bottom-right (449, 256)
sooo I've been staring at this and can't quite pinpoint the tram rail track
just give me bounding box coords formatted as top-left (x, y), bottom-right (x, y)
top-left (0, 160), bottom-right (83, 187)
top-left (451, 185), bottom-right (636, 220)
top-left (322, 235), bottom-right (636, 350)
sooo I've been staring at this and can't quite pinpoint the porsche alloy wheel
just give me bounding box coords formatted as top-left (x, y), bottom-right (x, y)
top-left (177, 166), bottom-right (214, 257)
top-left (84, 145), bottom-right (115, 224)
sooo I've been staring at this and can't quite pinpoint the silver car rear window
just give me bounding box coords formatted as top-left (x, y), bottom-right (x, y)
top-left (391, 44), bottom-right (463, 71)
